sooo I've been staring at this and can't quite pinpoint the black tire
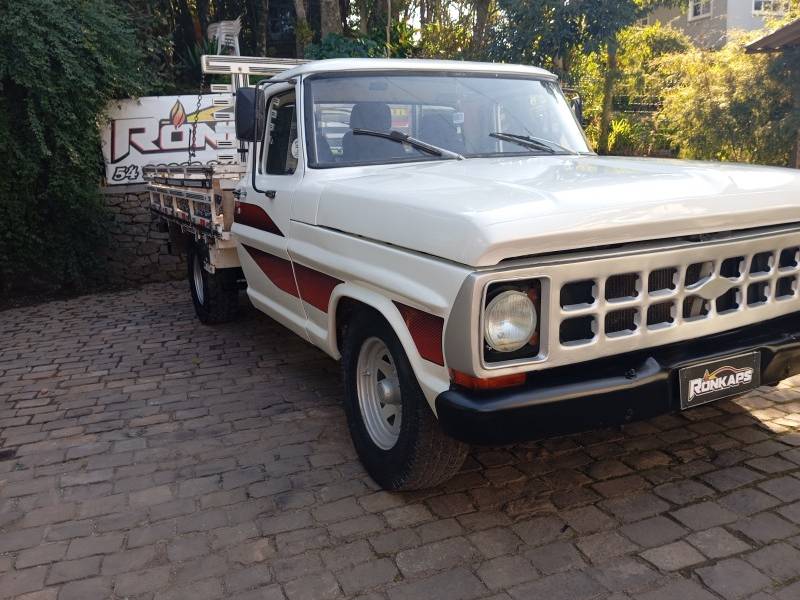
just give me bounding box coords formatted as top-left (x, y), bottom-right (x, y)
top-left (187, 241), bottom-right (239, 324)
top-left (342, 310), bottom-right (469, 490)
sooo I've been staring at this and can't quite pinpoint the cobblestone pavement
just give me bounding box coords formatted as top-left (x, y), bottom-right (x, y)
top-left (2, 281), bottom-right (800, 600)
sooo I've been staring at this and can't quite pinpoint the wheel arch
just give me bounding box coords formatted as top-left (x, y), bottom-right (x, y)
top-left (327, 283), bottom-right (450, 408)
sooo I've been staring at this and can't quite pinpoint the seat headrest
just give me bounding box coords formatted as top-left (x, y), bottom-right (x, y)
top-left (349, 102), bottom-right (392, 131)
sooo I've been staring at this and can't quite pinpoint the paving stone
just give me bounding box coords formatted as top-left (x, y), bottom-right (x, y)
top-left (468, 527), bottom-right (523, 559)
top-left (321, 540), bottom-right (374, 571)
top-left (599, 493), bottom-right (670, 523)
top-left (477, 555), bottom-right (538, 590)
top-left (336, 558), bottom-right (398, 595)
top-left (588, 557), bottom-right (659, 593)
top-left (576, 531), bottom-right (639, 564)
top-left (15, 542), bottom-right (67, 569)
top-left (65, 533), bottom-right (124, 559)
top-left (512, 516), bottom-right (566, 547)
top-left (744, 542), bottom-right (800, 582)
top-left (58, 576), bottom-right (111, 600)
top-left (508, 570), bottom-right (606, 600)
top-left (560, 505), bottom-right (615, 535)
top-left (114, 566), bottom-right (171, 596)
top-left (653, 480), bottom-right (715, 504)
top-left (283, 571), bottom-right (341, 600)
top-left (525, 541), bottom-right (585, 574)
top-left (387, 567), bottom-right (486, 600)
top-left (620, 516), bottom-right (687, 548)
top-left (696, 557), bottom-right (772, 599)
top-left (45, 556), bottom-right (101, 584)
top-left (719, 488), bottom-right (781, 516)
top-left (729, 512), bottom-right (799, 544)
top-left (702, 466), bottom-right (763, 492)
top-left (686, 527), bottom-right (752, 559)
top-left (395, 536), bottom-right (477, 577)
top-left (0, 566), bottom-right (47, 598)
top-left (671, 501), bottom-right (739, 530)
top-left (225, 564), bottom-right (274, 593)
top-left (636, 578), bottom-right (718, 600)
top-left (758, 475), bottom-right (800, 502)
top-left (640, 541), bottom-right (705, 571)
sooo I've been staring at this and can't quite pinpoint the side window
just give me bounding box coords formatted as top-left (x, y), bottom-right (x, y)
top-left (262, 91), bottom-right (298, 175)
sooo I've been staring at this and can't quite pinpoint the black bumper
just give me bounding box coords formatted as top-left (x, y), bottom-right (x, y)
top-left (436, 312), bottom-right (800, 445)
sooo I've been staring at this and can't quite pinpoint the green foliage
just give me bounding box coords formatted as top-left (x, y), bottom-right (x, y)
top-left (654, 36), bottom-right (797, 165)
top-left (572, 23), bottom-right (690, 151)
top-left (306, 22), bottom-right (417, 59)
top-left (0, 0), bottom-right (147, 294)
top-left (487, 0), bottom-right (645, 71)
top-left (305, 33), bottom-right (383, 58)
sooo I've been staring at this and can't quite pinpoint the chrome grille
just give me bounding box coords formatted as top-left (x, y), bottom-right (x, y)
top-left (461, 225), bottom-right (800, 374)
top-left (555, 238), bottom-right (800, 351)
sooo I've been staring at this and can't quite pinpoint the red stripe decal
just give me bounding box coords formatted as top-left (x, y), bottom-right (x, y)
top-left (236, 203), bottom-right (284, 237)
top-left (295, 264), bottom-right (342, 313)
top-left (394, 302), bottom-right (445, 366)
top-left (242, 245), bottom-right (298, 296)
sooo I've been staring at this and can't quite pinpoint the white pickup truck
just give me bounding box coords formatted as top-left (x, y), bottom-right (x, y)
top-left (147, 56), bottom-right (800, 490)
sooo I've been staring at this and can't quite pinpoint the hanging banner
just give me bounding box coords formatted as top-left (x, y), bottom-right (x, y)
top-left (101, 94), bottom-right (234, 186)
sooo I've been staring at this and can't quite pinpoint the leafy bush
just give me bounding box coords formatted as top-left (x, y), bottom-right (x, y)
top-left (0, 0), bottom-right (147, 295)
top-left (305, 33), bottom-right (383, 59)
top-left (306, 22), bottom-right (418, 60)
top-left (654, 35), bottom-right (798, 165)
top-left (571, 23), bottom-right (691, 152)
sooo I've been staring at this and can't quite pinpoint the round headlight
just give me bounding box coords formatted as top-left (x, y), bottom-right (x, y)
top-left (484, 290), bottom-right (537, 352)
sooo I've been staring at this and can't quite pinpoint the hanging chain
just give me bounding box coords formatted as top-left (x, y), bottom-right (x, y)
top-left (188, 71), bottom-right (206, 164)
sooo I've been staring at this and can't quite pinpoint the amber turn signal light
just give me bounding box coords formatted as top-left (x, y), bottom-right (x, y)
top-left (450, 370), bottom-right (526, 390)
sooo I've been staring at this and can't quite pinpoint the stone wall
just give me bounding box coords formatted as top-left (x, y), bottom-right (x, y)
top-left (102, 186), bottom-right (187, 285)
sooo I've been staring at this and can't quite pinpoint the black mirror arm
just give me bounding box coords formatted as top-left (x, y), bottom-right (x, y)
top-left (251, 77), bottom-right (297, 195)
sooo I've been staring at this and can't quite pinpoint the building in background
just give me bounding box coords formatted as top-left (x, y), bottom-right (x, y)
top-left (646, 0), bottom-right (789, 48)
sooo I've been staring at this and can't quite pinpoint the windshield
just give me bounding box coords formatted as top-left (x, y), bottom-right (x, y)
top-left (304, 72), bottom-right (591, 168)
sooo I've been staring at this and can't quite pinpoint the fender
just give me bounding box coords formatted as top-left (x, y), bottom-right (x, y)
top-left (324, 283), bottom-right (452, 408)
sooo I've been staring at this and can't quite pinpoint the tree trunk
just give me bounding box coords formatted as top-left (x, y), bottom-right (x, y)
top-left (597, 39), bottom-right (618, 155)
top-left (256, 0), bottom-right (270, 55)
top-left (293, 0), bottom-right (309, 57)
top-left (357, 0), bottom-right (369, 34)
top-left (320, 0), bottom-right (342, 37)
top-left (470, 0), bottom-right (490, 58)
top-left (196, 0), bottom-right (210, 41)
top-left (371, 0), bottom-right (386, 33)
top-left (339, 0), bottom-right (349, 30)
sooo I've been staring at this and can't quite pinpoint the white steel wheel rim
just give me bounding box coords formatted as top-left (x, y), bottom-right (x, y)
top-left (193, 254), bottom-right (204, 304)
top-left (356, 337), bottom-right (402, 450)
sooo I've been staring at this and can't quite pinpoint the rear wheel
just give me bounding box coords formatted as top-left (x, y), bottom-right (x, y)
top-left (187, 241), bottom-right (239, 324)
top-left (342, 310), bottom-right (468, 490)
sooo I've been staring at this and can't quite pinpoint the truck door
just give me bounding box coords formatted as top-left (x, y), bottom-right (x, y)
top-left (234, 85), bottom-right (308, 339)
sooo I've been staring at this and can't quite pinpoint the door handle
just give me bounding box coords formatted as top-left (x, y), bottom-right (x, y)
top-left (265, 190), bottom-right (276, 199)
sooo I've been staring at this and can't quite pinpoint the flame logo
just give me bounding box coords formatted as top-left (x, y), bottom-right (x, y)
top-left (169, 100), bottom-right (187, 128)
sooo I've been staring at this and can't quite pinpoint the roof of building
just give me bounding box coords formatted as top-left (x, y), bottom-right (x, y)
top-left (279, 58), bottom-right (556, 79)
top-left (746, 18), bottom-right (800, 53)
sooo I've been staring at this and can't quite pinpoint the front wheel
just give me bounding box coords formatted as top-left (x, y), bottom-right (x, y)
top-left (187, 241), bottom-right (239, 324)
top-left (342, 311), bottom-right (468, 490)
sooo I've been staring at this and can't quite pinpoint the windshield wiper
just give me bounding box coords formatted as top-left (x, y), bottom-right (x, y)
top-left (489, 132), bottom-right (570, 154)
top-left (353, 129), bottom-right (465, 160)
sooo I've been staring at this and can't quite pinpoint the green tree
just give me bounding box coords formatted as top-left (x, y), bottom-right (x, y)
top-left (655, 35), bottom-right (798, 165)
top-left (0, 0), bottom-right (147, 294)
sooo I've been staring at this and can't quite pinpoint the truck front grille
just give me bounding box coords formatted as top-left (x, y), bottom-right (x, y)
top-left (556, 239), bottom-right (800, 349)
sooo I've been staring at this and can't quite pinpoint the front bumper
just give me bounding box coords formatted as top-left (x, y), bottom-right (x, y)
top-left (436, 312), bottom-right (800, 445)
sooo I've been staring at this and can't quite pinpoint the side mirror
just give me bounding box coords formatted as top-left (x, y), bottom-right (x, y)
top-left (571, 96), bottom-right (584, 127)
top-left (235, 87), bottom-right (265, 142)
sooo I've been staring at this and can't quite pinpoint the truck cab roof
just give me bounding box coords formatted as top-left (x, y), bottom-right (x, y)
top-left (278, 58), bottom-right (557, 80)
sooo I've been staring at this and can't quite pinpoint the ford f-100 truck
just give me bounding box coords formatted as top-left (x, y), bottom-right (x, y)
top-left (146, 55), bottom-right (800, 490)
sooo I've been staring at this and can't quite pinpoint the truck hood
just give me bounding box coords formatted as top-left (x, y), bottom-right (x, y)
top-left (314, 155), bottom-right (800, 267)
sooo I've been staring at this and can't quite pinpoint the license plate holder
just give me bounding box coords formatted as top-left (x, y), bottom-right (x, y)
top-left (679, 351), bottom-right (761, 410)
